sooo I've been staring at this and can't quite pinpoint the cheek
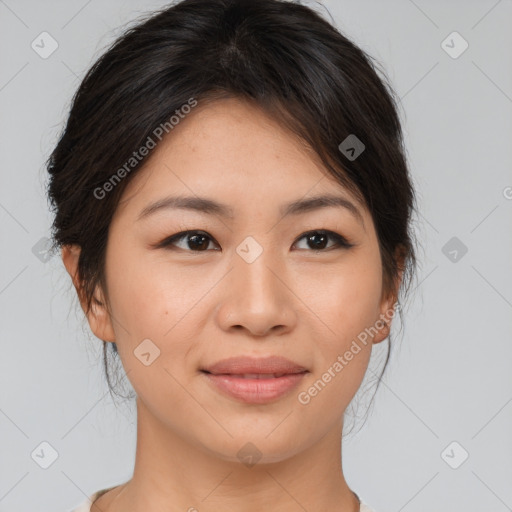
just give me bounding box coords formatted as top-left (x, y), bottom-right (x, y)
top-left (105, 238), bottom-right (191, 336)
top-left (103, 252), bottom-right (198, 409)
top-left (303, 247), bottom-right (383, 338)
top-left (103, 241), bottom-right (216, 378)
top-left (296, 248), bottom-right (382, 406)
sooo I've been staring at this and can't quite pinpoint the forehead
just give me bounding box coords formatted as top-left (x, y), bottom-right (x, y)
top-left (115, 97), bottom-right (367, 223)
top-left (154, 97), bottom-right (323, 175)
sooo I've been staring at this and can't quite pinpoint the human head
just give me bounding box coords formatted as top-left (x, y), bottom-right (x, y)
top-left (46, 0), bottom-right (418, 432)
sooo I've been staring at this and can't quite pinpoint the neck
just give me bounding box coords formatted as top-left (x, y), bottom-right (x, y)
top-left (111, 396), bottom-right (359, 512)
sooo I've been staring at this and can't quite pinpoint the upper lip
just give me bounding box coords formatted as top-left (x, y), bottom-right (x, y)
top-left (201, 355), bottom-right (308, 375)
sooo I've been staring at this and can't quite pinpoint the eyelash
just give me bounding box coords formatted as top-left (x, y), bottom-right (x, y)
top-left (154, 229), bottom-right (355, 253)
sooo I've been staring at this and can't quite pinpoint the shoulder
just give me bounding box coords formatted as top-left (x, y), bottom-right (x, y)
top-left (69, 487), bottom-right (113, 512)
top-left (69, 494), bottom-right (95, 512)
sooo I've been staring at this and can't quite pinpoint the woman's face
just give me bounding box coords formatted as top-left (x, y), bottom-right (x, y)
top-left (72, 97), bottom-right (398, 463)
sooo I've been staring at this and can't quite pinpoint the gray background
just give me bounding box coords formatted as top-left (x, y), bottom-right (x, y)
top-left (1, 0), bottom-right (511, 511)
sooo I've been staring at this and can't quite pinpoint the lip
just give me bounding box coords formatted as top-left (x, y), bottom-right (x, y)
top-left (201, 355), bottom-right (308, 375)
top-left (202, 372), bottom-right (308, 404)
top-left (200, 355), bottom-right (309, 404)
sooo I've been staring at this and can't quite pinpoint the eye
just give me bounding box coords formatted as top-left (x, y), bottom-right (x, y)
top-left (292, 230), bottom-right (354, 251)
top-left (155, 229), bottom-right (354, 253)
top-left (155, 230), bottom-right (220, 252)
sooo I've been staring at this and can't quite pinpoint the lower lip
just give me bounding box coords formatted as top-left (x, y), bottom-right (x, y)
top-left (202, 371), bottom-right (308, 404)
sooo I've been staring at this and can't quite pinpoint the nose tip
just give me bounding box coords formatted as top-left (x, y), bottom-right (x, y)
top-left (215, 259), bottom-right (297, 337)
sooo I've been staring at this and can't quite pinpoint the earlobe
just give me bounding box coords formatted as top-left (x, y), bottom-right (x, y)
top-left (372, 297), bottom-right (399, 344)
top-left (87, 287), bottom-right (116, 343)
top-left (61, 244), bottom-right (116, 343)
top-left (372, 318), bottom-right (390, 345)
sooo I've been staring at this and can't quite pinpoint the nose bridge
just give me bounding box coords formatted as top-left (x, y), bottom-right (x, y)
top-left (215, 236), bottom-right (296, 336)
top-left (233, 237), bottom-right (282, 306)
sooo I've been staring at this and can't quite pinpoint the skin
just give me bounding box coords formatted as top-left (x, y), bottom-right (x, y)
top-left (62, 97), bottom-right (401, 512)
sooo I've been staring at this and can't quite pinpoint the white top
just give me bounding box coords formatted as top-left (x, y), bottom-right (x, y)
top-left (70, 488), bottom-right (376, 512)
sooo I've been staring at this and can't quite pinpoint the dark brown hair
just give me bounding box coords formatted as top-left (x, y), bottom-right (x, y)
top-left (46, 0), bottom-right (419, 411)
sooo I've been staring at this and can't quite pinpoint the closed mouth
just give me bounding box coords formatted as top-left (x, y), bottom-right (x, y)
top-left (200, 370), bottom-right (309, 379)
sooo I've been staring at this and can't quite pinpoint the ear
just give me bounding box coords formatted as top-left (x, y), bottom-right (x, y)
top-left (61, 244), bottom-right (116, 343)
top-left (373, 248), bottom-right (405, 345)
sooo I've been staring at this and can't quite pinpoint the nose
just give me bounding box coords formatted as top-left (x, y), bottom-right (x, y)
top-left (215, 249), bottom-right (298, 337)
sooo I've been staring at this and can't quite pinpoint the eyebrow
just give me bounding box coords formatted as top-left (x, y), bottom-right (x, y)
top-left (137, 194), bottom-right (365, 228)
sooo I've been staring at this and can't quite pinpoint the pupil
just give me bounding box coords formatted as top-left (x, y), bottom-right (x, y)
top-left (189, 234), bottom-right (208, 250)
top-left (309, 233), bottom-right (327, 250)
